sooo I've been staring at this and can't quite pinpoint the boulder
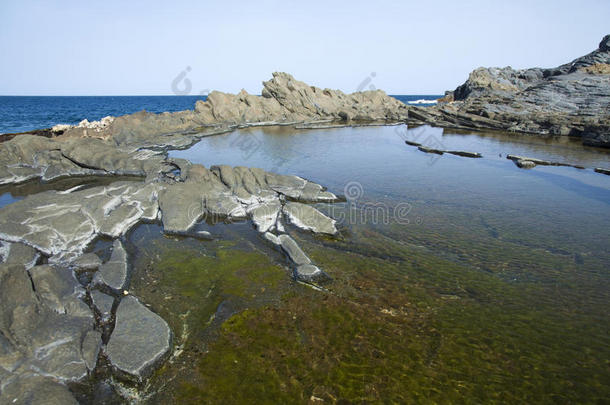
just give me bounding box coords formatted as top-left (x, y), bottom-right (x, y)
top-left (105, 295), bottom-right (172, 382)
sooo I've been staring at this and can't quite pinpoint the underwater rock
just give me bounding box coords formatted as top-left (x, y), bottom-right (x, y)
top-left (71, 253), bottom-right (103, 271)
top-left (105, 295), bottom-right (172, 382)
top-left (90, 289), bottom-right (115, 322)
top-left (94, 240), bottom-right (129, 292)
top-left (278, 234), bottom-right (311, 266)
top-left (294, 264), bottom-right (328, 283)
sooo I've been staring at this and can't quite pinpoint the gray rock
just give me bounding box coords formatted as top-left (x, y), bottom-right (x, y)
top-left (0, 375), bottom-right (79, 405)
top-left (594, 167), bottom-right (610, 175)
top-left (248, 201), bottom-right (282, 233)
top-left (516, 159), bottom-right (536, 169)
top-left (447, 150), bottom-right (482, 158)
top-left (294, 264), bottom-right (327, 283)
top-left (90, 289), bottom-right (115, 321)
top-left (278, 235), bottom-right (311, 266)
top-left (82, 329), bottom-right (102, 371)
top-left (0, 182), bottom-right (159, 262)
top-left (412, 35), bottom-right (610, 148)
top-left (72, 253), bottom-right (102, 271)
top-left (0, 263), bottom-right (96, 387)
top-left (94, 240), bottom-right (129, 292)
top-left (283, 202), bottom-right (337, 235)
top-left (263, 232), bottom-right (281, 245)
top-left (418, 146), bottom-right (444, 155)
top-left (106, 295), bottom-right (172, 382)
top-left (1, 241), bottom-right (40, 269)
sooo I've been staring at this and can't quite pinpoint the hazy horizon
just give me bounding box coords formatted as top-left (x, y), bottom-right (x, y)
top-left (1, 0), bottom-right (608, 96)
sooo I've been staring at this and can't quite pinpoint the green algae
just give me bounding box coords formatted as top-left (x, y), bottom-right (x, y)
top-left (123, 199), bottom-right (609, 403)
top-left (171, 230), bottom-right (609, 404)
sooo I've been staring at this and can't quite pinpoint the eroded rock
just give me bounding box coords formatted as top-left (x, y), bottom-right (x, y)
top-left (413, 35), bottom-right (610, 148)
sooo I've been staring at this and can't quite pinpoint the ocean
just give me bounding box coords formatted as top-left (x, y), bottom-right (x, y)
top-left (0, 95), bottom-right (441, 134)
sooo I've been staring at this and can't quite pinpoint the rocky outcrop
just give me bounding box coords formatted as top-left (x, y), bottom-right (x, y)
top-left (43, 72), bottom-right (408, 148)
top-left (413, 35), bottom-right (610, 147)
top-left (0, 107), bottom-right (344, 400)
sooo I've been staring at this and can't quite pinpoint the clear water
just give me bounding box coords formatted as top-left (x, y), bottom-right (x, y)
top-left (1, 98), bottom-right (608, 401)
top-left (121, 124), bottom-right (610, 403)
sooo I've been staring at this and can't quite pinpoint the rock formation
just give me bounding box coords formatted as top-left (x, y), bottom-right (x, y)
top-left (410, 35), bottom-right (610, 147)
top-left (0, 113), bottom-right (343, 401)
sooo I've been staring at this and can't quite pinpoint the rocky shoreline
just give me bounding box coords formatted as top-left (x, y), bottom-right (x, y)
top-left (0, 36), bottom-right (609, 404)
top-left (411, 35), bottom-right (610, 148)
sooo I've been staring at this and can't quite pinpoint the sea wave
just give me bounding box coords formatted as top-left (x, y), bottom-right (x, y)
top-left (407, 99), bottom-right (438, 105)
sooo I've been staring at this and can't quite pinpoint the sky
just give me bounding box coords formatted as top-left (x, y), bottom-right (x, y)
top-left (0, 0), bottom-right (608, 96)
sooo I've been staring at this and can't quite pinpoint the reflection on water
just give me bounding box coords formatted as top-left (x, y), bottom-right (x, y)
top-left (120, 125), bottom-right (610, 402)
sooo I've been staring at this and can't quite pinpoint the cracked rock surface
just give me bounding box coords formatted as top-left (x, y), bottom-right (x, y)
top-left (0, 71), bottom-right (384, 402)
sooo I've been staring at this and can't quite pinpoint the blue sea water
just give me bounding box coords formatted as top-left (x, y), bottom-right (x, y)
top-left (0, 95), bottom-right (440, 134)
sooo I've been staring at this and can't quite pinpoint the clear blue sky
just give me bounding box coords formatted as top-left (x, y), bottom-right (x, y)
top-left (1, 0), bottom-right (608, 95)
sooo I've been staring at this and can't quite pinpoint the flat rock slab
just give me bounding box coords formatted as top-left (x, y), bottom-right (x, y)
top-left (283, 202), bottom-right (337, 235)
top-left (263, 232), bottom-right (280, 245)
top-left (72, 253), bottom-right (102, 271)
top-left (595, 167), bottom-right (610, 175)
top-left (295, 264), bottom-right (327, 283)
top-left (0, 375), bottom-right (79, 405)
top-left (94, 240), bottom-right (129, 291)
top-left (418, 146), bottom-right (444, 155)
top-left (278, 234), bottom-right (311, 266)
top-left (91, 289), bottom-right (115, 321)
top-left (248, 200), bottom-right (282, 233)
top-left (106, 295), bottom-right (172, 382)
top-left (515, 159), bottom-right (537, 169)
top-left (0, 263), bottom-right (96, 385)
top-left (447, 150), bottom-right (482, 158)
top-left (0, 182), bottom-right (159, 262)
top-left (1, 241), bottom-right (40, 269)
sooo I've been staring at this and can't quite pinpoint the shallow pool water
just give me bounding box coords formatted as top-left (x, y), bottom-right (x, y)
top-left (125, 125), bottom-right (609, 402)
